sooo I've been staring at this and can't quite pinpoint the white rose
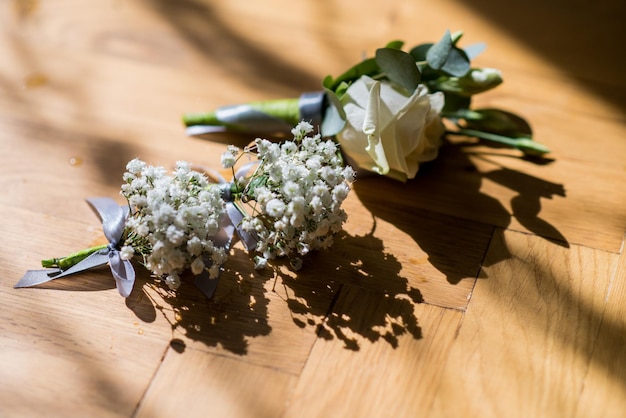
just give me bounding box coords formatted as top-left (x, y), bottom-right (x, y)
top-left (335, 75), bottom-right (445, 182)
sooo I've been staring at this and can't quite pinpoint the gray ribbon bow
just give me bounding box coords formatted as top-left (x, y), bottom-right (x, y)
top-left (194, 164), bottom-right (259, 298)
top-left (15, 197), bottom-right (136, 297)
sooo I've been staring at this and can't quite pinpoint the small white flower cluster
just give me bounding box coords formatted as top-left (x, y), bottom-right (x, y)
top-left (120, 159), bottom-right (227, 290)
top-left (230, 121), bottom-right (355, 270)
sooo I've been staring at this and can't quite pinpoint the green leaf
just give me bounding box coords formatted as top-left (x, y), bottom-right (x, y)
top-left (449, 128), bottom-right (550, 155)
top-left (322, 75), bottom-right (334, 90)
top-left (334, 81), bottom-right (350, 98)
top-left (450, 30), bottom-right (464, 44)
top-left (321, 89), bottom-right (347, 136)
top-left (463, 108), bottom-right (532, 137)
top-left (375, 47), bottom-right (421, 93)
top-left (426, 30), bottom-right (453, 69)
top-left (514, 137), bottom-right (551, 156)
top-left (245, 174), bottom-right (269, 200)
top-left (464, 42), bottom-right (486, 59)
top-left (385, 40), bottom-right (404, 49)
top-left (440, 92), bottom-right (471, 114)
top-left (431, 67), bottom-right (501, 96)
top-left (409, 43), bottom-right (432, 62)
top-left (441, 47), bottom-right (471, 77)
top-left (324, 57), bottom-right (379, 92)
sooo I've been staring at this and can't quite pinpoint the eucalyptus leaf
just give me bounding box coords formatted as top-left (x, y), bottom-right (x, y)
top-left (432, 67), bottom-right (501, 96)
top-left (463, 108), bottom-right (532, 137)
top-left (449, 128), bottom-right (549, 155)
top-left (375, 48), bottom-right (421, 93)
top-left (441, 92), bottom-right (471, 114)
top-left (450, 30), bottom-right (464, 44)
top-left (321, 104), bottom-right (346, 137)
top-left (426, 30), bottom-right (453, 69)
top-left (324, 57), bottom-right (379, 92)
top-left (321, 89), bottom-right (347, 136)
top-left (464, 42), bottom-right (487, 59)
top-left (441, 47), bottom-right (471, 77)
top-left (514, 137), bottom-right (551, 156)
top-left (385, 40), bottom-right (404, 49)
top-left (409, 43), bottom-right (432, 62)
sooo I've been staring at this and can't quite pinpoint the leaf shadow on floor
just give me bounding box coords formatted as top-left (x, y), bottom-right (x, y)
top-left (351, 140), bottom-right (568, 285)
top-left (125, 226), bottom-right (425, 354)
top-left (279, 229), bottom-right (425, 351)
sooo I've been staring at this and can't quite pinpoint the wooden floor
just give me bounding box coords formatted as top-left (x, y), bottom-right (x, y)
top-left (1, 1), bottom-right (625, 417)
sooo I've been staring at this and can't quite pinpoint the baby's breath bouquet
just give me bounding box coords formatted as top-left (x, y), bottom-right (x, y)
top-left (220, 121), bottom-right (355, 271)
top-left (16, 122), bottom-right (355, 299)
top-left (16, 160), bottom-right (228, 297)
top-left (183, 30), bottom-right (550, 182)
top-left (120, 159), bottom-right (227, 290)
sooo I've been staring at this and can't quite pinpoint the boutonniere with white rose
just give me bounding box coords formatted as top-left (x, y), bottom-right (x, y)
top-left (183, 30), bottom-right (550, 182)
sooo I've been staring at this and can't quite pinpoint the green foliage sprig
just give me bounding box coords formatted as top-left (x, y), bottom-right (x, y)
top-left (322, 30), bottom-right (550, 156)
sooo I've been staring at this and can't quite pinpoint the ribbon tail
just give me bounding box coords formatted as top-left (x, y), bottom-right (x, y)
top-left (15, 269), bottom-right (63, 288)
top-left (108, 252), bottom-right (136, 297)
top-left (227, 204), bottom-right (258, 252)
top-left (194, 266), bottom-right (220, 299)
top-left (193, 205), bottom-right (237, 299)
top-left (14, 250), bottom-right (110, 289)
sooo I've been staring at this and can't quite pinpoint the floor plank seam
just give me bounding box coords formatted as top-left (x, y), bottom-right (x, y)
top-left (177, 344), bottom-right (302, 377)
top-left (504, 226), bottom-right (625, 255)
top-left (131, 342), bottom-right (173, 418)
top-left (465, 225), bottom-right (498, 307)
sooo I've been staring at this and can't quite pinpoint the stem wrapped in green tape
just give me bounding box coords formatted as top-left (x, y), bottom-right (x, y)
top-left (183, 92), bottom-right (325, 136)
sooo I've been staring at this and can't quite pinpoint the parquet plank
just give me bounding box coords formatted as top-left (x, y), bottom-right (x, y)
top-left (328, 199), bottom-right (491, 310)
top-left (134, 347), bottom-right (297, 418)
top-left (284, 285), bottom-right (463, 418)
top-left (0, 206), bottom-right (170, 417)
top-left (429, 229), bottom-right (619, 418)
top-left (575, 246), bottom-right (626, 418)
top-left (0, 204), bottom-right (337, 377)
top-left (0, 0), bottom-right (624, 417)
top-left (145, 246), bottom-right (339, 375)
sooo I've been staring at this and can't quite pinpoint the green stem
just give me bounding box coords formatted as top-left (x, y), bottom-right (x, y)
top-left (41, 244), bottom-right (108, 270)
top-left (182, 98), bottom-right (301, 128)
top-left (447, 128), bottom-right (550, 156)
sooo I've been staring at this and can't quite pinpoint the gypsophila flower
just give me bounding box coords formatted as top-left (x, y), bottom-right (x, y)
top-left (253, 256), bottom-right (268, 270)
top-left (120, 245), bottom-right (135, 261)
top-left (221, 145), bottom-right (240, 168)
top-left (120, 159), bottom-right (227, 288)
top-left (224, 121), bottom-right (354, 269)
top-left (165, 274), bottom-right (181, 290)
top-left (190, 257), bottom-right (205, 275)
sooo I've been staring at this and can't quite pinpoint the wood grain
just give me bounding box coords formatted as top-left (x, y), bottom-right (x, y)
top-left (135, 347), bottom-right (298, 418)
top-left (284, 285), bottom-right (463, 418)
top-left (0, 0), bottom-right (624, 417)
top-left (575, 248), bottom-right (626, 418)
top-left (429, 229), bottom-right (620, 418)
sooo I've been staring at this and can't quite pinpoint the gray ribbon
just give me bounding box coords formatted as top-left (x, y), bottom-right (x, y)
top-left (298, 91), bottom-right (325, 128)
top-left (15, 198), bottom-right (136, 297)
top-left (194, 165), bottom-right (259, 298)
